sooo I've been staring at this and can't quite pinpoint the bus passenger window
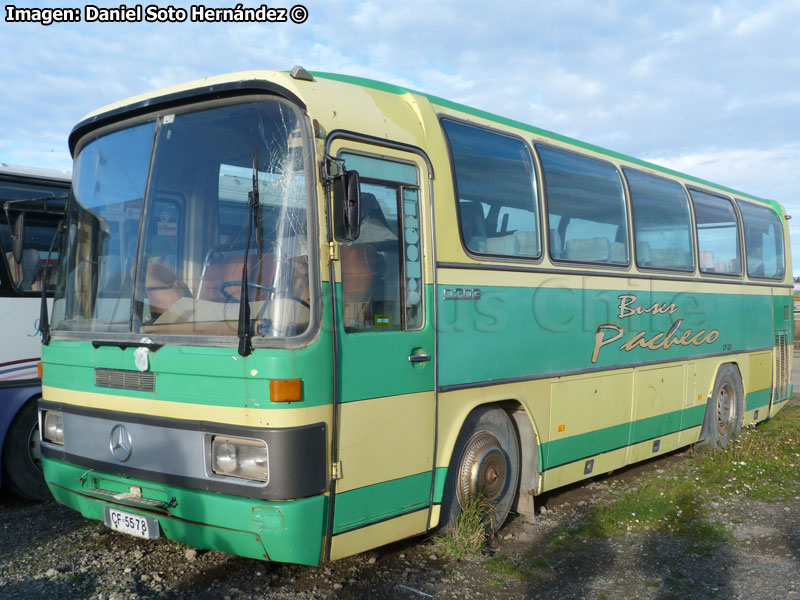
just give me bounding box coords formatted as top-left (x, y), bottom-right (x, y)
top-left (690, 190), bottom-right (741, 276)
top-left (538, 145), bottom-right (628, 265)
top-left (441, 119), bottom-right (540, 259)
top-left (624, 168), bottom-right (694, 271)
top-left (738, 200), bottom-right (785, 279)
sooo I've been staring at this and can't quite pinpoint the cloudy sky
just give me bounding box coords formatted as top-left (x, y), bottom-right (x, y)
top-left (2, 0), bottom-right (799, 271)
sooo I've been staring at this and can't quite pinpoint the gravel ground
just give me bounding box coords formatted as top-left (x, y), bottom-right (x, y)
top-left (2, 352), bottom-right (799, 599)
top-left (1, 467), bottom-right (799, 600)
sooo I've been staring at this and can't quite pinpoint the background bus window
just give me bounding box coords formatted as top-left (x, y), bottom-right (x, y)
top-left (624, 168), bottom-right (694, 271)
top-left (0, 182), bottom-right (66, 293)
top-left (690, 190), bottom-right (741, 275)
top-left (738, 200), bottom-right (785, 279)
top-left (441, 119), bottom-right (540, 258)
top-left (538, 145), bottom-right (628, 265)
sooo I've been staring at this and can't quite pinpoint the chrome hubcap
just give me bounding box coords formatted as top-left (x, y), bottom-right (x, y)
top-left (716, 382), bottom-right (735, 434)
top-left (456, 431), bottom-right (507, 506)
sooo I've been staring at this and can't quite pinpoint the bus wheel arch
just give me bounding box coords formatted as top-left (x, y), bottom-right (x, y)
top-left (503, 403), bottom-right (540, 519)
top-left (440, 404), bottom-right (521, 533)
top-left (700, 362), bottom-right (744, 448)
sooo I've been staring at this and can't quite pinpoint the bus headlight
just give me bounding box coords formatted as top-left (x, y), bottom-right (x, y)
top-left (211, 436), bottom-right (268, 482)
top-left (42, 410), bottom-right (64, 445)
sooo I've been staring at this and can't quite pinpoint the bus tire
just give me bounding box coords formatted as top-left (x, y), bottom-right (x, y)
top-left (2, 400), bottom-right (50, 501)
top-left (701, 364), bottom-right (744, 448)
top-left (440, 406), bottom-right (520, 534)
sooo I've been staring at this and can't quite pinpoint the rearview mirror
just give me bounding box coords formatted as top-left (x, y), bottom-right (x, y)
top-left (11, 212), bottom-right (25, 264)
top-left (333, 169), bottom-right (361, 242)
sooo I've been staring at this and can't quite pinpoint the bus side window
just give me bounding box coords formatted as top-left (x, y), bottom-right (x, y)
top-left (341, 188), bottom-right (401, 331)
top-left (441, 119), bottom-right (541, 260)
top-left (690, 190), bottom-right (741, 276)
top-left (337, 152), bottom-right (423, 333)
top-left (537, 144), bottom-right (628, 266)
top-left (738, 200), bottom-right (785, 279)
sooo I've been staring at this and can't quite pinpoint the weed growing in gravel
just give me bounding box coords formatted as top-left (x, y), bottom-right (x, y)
top-left (484, 554), bottom-right (525, 587)
top-left (433, 496), bottom-right (491, 560)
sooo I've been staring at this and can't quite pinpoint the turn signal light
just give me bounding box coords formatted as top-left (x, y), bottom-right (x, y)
top-left (37, 361), bottom-right (43, 379)
top-left (269, 379), bottom-right (302, 403)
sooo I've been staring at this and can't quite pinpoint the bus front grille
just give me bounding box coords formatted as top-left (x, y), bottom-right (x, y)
top-left (95, 368), bottom-right (155, 392)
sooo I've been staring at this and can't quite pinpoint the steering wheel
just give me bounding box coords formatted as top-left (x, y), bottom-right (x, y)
top-left (219, 280), bottom-right (310, 309)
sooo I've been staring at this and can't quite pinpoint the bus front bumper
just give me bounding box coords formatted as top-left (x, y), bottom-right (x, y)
top-left (42, 457), bottom-right (326, 565)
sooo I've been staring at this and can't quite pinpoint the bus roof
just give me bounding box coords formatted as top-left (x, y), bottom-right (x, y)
top-left (0, 163), bottom-right (70, 184)
top-left (69, 68), bottom-right (782, 214)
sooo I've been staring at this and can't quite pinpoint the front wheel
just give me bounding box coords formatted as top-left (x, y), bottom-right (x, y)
top-left (2, 400), bottom-right (51, 501)
top-left (701, 364), bottom-right (744, 448)
top-left (441, 406), bottom-right (520, 533)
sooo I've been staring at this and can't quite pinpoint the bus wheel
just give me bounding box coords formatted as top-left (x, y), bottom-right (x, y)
top-left (702, 364), bottom-right (744, 448)
top-left (441, 406), bottom-right (520, 533)
top-left (2, 400), bottom-right (51, 501)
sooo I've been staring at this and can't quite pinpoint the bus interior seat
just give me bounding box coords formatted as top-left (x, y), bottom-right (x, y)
top-left (549, 229), bottom-right (563, 258)
top-left (3, 248), bottom-right (50, 292)
top-left (565, 237), bottom-right (610, 262)
top-left (341, 244), bottom-right (378, 329)
top-left (198, 253), bottom-right (277, 302)
top-left (19, 249), bottom-right (38, 290)
top-left (609, 242), bottom-right (626, 263)
top-left (637, 241), bottom-right (652, 266)
top-left (145, 260), bottom-right (192, 315)
top-left (459, 201), bottom-right (487, 252)
top-left (485, 230), bottom-right (539, 256)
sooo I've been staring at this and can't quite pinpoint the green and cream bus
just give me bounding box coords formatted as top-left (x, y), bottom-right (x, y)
top-left (39, 67), bottom-right (792, 565)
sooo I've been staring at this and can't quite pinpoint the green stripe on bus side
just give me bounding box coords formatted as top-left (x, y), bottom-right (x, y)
top-left (334, 284), bottom-right (435, 403)
top-left (542, 404), bottom-right (707, 470)
top-left (432, 467), bottom-right (447, 504)
top-left (437, 285), bottom-right (776, 388)
top-left (41, 284), bottom-right (336, 409)
top-left (746, 388), bottom-right (772, 411)
top-left (333, 471), bottom-right (432, 535)
top-left (310, 71), bottom-right (777, 209)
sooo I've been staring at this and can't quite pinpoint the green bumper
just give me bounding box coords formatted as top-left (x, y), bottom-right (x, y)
top-left (43, 457), bottom-right (326, 565)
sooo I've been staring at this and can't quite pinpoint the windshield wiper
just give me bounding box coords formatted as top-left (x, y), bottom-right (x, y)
top-left (237, 150), bottom-right (259, 357)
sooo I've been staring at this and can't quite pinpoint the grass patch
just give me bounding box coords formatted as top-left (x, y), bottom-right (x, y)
top-left (544, 399), bottom-right (799, 554)
top-left (433, 496), bottom-right (491, 560)
top-left (695, 401), bottom-right (800, 502)
top-left (484, 554), bottom-right (525, 588)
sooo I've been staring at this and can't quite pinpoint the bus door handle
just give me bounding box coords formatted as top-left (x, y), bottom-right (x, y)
top-left (408, 351), bottom-right (431, 364)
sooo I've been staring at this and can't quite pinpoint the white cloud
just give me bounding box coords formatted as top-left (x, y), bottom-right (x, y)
top-left (0, 1), bottom-right (797, 223)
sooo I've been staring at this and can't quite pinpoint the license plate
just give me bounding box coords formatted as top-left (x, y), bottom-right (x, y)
top-left (103, 506), bottom-right (160, 540)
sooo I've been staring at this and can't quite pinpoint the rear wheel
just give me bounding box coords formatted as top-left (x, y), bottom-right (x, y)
top-left (2, 400), bottom-right (50, 501)
top-left (441, 406), bottom-right (520, 533)
top-left (701, 364), bottom-right (744, 448)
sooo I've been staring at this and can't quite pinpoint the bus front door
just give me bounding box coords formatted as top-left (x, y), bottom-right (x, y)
top-left (327, 141), bottom-right (435, 560)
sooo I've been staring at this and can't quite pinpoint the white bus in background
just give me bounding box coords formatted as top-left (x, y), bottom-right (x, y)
top-left (0, 163), bottom-right (68, 500)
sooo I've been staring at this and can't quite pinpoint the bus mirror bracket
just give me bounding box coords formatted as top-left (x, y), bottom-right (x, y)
top-left (323, 156), bottom-right (361, 242)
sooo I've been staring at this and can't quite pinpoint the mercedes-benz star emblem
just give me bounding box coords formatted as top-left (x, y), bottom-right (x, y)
top-left (109, 425), bottom-right (133, 462)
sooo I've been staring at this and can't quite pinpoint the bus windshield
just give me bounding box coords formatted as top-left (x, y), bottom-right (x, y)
top-left (52, 98), bottom-right (313, 340)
